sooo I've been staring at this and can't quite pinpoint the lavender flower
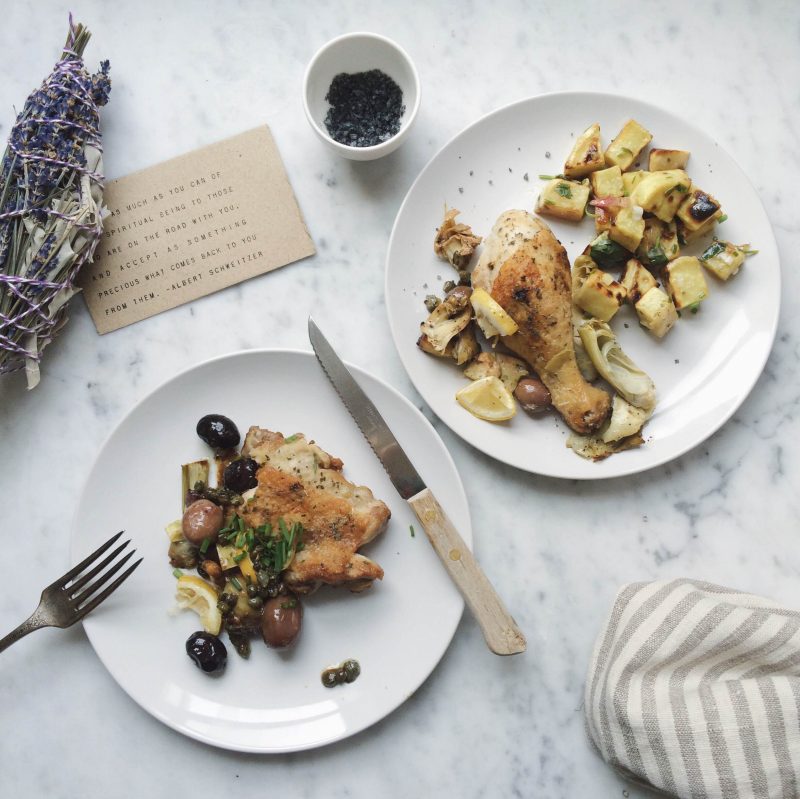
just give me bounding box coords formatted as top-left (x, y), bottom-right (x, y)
top-left (0, 16), bottom-right (110, 388)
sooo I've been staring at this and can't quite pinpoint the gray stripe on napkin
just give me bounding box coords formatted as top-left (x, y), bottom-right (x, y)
top-left (585, 579), bottom-right (800, 799)
top-left (598, 580), bottom-right (687, 764)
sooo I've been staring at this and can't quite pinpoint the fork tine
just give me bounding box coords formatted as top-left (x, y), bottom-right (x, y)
top-left (74, 557), bottom-right (142, 620)
top-left (67, 540), bottom-right (130, 595)
top-left (72, 550), bottom-right (135, 608)
top-left (53, 531), bottom-right (125, 588)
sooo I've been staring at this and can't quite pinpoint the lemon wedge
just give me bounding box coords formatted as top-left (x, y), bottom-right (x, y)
top-left (175, 574), bottom-right (222, 635)
top-left (470, 288), bottom-right (519, 338)
top-left (455, 376), bottom-right (516, 422)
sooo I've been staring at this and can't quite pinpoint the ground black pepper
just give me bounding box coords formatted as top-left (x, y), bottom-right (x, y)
top-left (324, 69), bottom-right (405, 147)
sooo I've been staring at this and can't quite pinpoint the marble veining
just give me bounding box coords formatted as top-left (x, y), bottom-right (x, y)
top-left (1, 1), bottom-right (799, 797)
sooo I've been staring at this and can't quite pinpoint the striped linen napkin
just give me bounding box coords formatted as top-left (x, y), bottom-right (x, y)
top-left (585, 579), bottom-right (800, 798)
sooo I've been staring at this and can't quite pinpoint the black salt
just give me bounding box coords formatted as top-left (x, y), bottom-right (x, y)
top-left (324, 69), bottom-right (404, 147)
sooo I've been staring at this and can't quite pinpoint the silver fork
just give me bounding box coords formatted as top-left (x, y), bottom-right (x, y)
top-left (0, 531), bottom-right (142, 653)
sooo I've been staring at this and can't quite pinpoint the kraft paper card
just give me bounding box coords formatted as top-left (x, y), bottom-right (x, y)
top-left (79, 126), bottom-right (315, 333)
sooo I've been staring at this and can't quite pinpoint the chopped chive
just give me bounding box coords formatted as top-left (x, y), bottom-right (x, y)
top-left (230, 576), bottom-right (243, 591)
top-left (199, 537), bottom-right (211, 554)
top-left (173, 568), bottom-right (183, 578)
top-left (233, 551), bottom-right (246, 563)
top-left (409, 524), bottom-right (416, 538)
top-left (285, 434), bottom-right (299, 443)
top-left (538, 173), bottom-right (556, 180)
top-left (717, 213), bottom-right (728, 223)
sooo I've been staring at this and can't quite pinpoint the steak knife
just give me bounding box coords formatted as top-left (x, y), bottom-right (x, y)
top-left (308, 318), bottom-right (526, 656)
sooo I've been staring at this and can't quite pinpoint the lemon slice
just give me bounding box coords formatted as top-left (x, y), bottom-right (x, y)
top-left (470, 288), bottom-right (519, 337)
top-left (175, 575), bottom-right (222, 635)
top-left (455, 376), bottom-right (516, 422)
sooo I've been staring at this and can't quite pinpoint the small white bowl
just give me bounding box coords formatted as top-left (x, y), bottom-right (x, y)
top-left (303, 32), bottom-right (420, 161)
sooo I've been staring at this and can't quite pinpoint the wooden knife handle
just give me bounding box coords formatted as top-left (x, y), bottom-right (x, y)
top-left (408, 487), bottom-right (526, 656)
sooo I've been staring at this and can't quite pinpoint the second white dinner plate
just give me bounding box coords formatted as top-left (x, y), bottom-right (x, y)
top-left (72, 349), bottom-right (471, 752)
top-left (385, 92), bottom-right (780, 479)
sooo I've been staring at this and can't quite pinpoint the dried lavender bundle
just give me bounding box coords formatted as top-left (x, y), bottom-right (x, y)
top-left (0, 16), bottom-right (110, 389)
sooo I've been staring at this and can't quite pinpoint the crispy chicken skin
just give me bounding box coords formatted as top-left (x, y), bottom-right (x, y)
top-left (240, 427), bottom-right (390, 593)
top-left (472, 210), bottom-right (611, 434)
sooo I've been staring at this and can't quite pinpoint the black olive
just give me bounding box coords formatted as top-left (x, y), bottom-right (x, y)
top-left (196, 414), bottom-right (240, 449)
top-left (185, 631), bottom-right (227, 674)
top-left (223, 458), bottom-right (259, 493)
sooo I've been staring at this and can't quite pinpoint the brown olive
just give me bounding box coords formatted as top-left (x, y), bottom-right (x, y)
top-left (514, 377), bottom-right (552, 413)
top-left (181, 499), bottom-right (224, 545)
top-left (261, 595), bottom-right (302, 649)
top-left (446, 285), bottom-right (472, 302)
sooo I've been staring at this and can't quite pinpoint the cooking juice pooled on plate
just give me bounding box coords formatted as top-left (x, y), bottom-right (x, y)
top-left (324, 69), bottom-right (404, 146)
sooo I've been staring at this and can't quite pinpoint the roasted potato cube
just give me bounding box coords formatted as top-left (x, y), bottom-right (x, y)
top-left (678, 215), bottom-right (718, 244)
top-left (637, 217), bottom-right (680, 268)
top-left (609, 205), bottom-right (645, 252)
top-left (590, 165), bottom-right (624, 198)
top-left (635, 287), bottom-right (678, 338)
top-left (631, 169), bottom-right (691, 222)
top-left (662, 256), bottom-right (709, 312)
top-left (622, 170), bottom-right (647, 196)
top-left (700, 240), bottom-right (748, 281)
top-left (676, 187), bottom-right (723, 232)
top-left (648, 149), bottom-right (690, 171)
top-left (621, 258), bottom-right (658, 305)
top-left (535, 178), bottom-right (590, 222)
top-left (573, 269), bottom-right (627, 322)
top-left (604, 119), bottom-right (652, 171)
top-left (564, 123), bottom-right (606, 178)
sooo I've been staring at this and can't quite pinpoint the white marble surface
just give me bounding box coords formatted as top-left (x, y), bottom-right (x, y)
top-left (1, 0), bottom-right (798, 796)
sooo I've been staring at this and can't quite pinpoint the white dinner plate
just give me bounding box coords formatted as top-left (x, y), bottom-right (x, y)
top-left (72, 350), bottom-right (470, 752)
top-left (385, 92), bottom-right (780, 479)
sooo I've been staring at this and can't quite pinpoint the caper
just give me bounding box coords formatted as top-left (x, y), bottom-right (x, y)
top-left (342, 659), bottom-right (361, 683)
top-left (423, 294), bottom-right (441, 313)
top-left (246, 584), bottom-right (259, 598)
top-left (247, 596), bottom-right (264, 610)
top-left (227, 628), bottom-right (251, 659)
top-left (321, 669), bottom-right (339, 688)
top-left (256, 570), bottom-right (270, 587)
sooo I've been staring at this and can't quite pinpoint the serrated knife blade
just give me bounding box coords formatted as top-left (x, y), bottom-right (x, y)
top-left (308, 317), bottom-right (526, 656)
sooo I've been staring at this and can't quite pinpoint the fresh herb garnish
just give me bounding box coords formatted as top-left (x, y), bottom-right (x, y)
top-left (409, 524), bottom-right (416, 538)
top-left (645, 246), bottom-right (668, 269)
top-left (172, 568), bottom-right (183, 579)
top-left (284, 434), bottom-right (300, 443)
top-left (700, 241), bottom-right (725, 261)
top-left (717, 214), bottom-right (728, 223)
top-left (555, 183), bottom-right (573, 199)
top-left (665, 183), bottom-right (689, 196)
top-left (221, 513), bottom-right (304, 577)
top-left (199, 537), bottom-right (211, 554)
top-left (590, 233), bottom-right (629, 269)
top-left (230, 576), bottom-right (243, 592)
